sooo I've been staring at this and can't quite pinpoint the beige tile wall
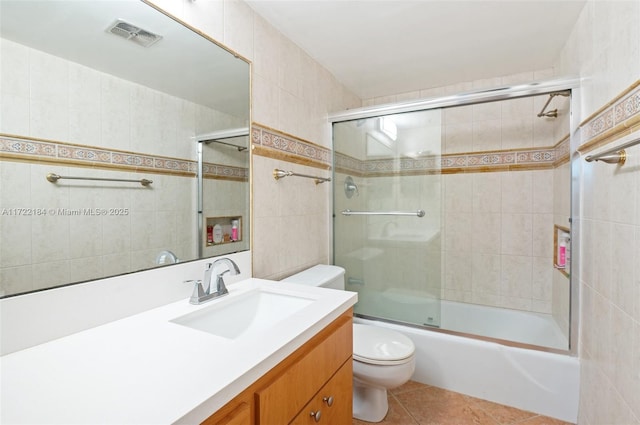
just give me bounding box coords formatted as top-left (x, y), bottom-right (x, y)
top-left (250, 12), bottom-right (360, 277)
top-left (441, 168), bottom-right (563, 313)
top-left (252, 156), bottom-right (330, 279)
top-left (556, 0), bottom-right (640, 423)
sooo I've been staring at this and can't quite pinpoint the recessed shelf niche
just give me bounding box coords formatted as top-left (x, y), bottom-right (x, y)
top-left (206, 216), bottom-right (242, 246)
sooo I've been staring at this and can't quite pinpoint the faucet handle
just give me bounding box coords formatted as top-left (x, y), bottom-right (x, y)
top-left (186, 280), bottom-right (205, 305)
top-left (214, 275), bottom-right (230, 297)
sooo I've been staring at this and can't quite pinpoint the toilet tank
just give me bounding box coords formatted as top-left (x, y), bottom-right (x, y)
top-left (281, 265), bottom-right (346, 290)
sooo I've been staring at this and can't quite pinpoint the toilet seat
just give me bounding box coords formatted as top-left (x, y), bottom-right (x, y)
top-left (353, 324), bottom-right (415, 366)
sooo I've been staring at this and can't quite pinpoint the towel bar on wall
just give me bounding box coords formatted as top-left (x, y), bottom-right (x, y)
top-left (46, 173), bottom-right (153, 186)
top-left (273, 169), bottom-right (331, 184)
top-left (584, 134), bottom-right (640, 165)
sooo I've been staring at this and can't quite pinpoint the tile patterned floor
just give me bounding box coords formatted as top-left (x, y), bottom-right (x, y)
top-left (353, 381), bottom-right (574, 425)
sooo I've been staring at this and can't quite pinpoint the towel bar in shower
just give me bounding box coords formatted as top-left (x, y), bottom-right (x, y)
top-left (341, 209), bottom-right (425, 217)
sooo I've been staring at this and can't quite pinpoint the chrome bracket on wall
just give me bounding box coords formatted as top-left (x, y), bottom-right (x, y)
top-left (344, 176), bottom-right (359, 198)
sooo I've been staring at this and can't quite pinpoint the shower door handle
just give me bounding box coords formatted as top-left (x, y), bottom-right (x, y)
top-left (341, 209), bottom-right (425, 217)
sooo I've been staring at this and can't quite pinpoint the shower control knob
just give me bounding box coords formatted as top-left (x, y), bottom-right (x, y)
top-left (309, 410), bottom-right (322, 422)
top-left (322, 396), bottom-right (334, 407)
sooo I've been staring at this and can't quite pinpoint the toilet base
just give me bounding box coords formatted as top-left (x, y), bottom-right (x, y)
top-left (352, 380), bottom-right (388, 423)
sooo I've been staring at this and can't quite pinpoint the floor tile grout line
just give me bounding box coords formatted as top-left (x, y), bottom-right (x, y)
top-left (389, 391), bottom-right (421, 425)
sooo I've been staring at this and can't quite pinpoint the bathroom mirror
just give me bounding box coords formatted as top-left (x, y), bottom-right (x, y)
top-left (0, 0), bottom-right (251, 297)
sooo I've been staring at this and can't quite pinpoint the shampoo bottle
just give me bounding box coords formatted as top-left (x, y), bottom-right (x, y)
top-left (231, 220), bottom-right (239, 241)
top-left (558, 237), bottom-right (566, 268)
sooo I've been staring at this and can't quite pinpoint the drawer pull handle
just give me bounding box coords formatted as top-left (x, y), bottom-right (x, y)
top-left (322, 396), bottom-right (334, 407)
top-left (310, 410), bottom-right (322, 422)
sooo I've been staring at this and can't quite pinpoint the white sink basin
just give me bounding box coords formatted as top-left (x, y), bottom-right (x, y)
top-left (170, 288), bottom-right (315, 340)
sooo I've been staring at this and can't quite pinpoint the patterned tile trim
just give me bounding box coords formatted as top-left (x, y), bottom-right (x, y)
top-left (580, 79), bottom-right (640, 151)
top-left (336, 145), bottom-right (561, 176)
top-left (554, 136), bottom-right (570, 165)
top-left (0, 134), bottom-right (248, 181)
top-left (251, 124), bottom-right (331, 167)
top-left (202, 163), bottom-right (248, 180)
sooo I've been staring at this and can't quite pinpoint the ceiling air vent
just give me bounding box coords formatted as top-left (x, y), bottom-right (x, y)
top-left (107, 19), bottom-right (162, 48)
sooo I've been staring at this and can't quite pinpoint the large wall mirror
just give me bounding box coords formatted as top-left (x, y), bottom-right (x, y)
top-left (0, 0), bottom-right (251, 297)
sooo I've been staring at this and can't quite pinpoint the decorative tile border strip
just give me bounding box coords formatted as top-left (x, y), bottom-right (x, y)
top-left (336, 143), bottom-right (563, 177)
top-left (251, 124), bottom-right (331, 169)
top-left (554, 136), bottom-right (570, 166)
top-left (0, 137), bottom-right (57, 157)
top-left (580, 79), bottom-right (640, 153)
top-left (202, 163), bottom-right (248, 180)
top-left (0, 134), bottom-right (247, 181)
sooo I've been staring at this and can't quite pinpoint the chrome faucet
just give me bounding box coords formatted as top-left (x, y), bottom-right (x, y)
top-left (189, 258), bottom-right (241, 305)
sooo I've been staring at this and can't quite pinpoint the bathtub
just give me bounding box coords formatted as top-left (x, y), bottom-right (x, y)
top-left (356, 288), bottom-right (569, 350)
top-left (439, 300), bottom-right (568, 350)
top-left (354, 316), bottom-right (580, 423)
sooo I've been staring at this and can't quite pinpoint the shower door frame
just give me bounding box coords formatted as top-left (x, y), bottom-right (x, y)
top-left (329, 77), bottom-right (582, 356)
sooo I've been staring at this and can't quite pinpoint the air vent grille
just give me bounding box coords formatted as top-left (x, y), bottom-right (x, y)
top-left (107, 20), bottom-right (162, 48)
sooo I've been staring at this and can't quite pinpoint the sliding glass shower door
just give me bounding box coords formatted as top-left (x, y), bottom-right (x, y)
top-left (333, 109), bottom-right (443, 327)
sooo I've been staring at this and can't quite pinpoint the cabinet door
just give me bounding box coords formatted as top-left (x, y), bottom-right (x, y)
top-left (256, 316), bottom-right (352, 424)
top-left (290, 360), bottom-right (353, 425)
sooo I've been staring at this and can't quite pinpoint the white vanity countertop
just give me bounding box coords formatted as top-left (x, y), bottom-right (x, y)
top-left (0, 278), bottom-right (357, 424)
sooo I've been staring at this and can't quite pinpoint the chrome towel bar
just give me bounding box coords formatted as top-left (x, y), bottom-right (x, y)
top-left (584, 134), bottom-right (640, 165)
top-left (341, 209), bottom-right (425, 217)
top-left (46, 173), bottom-right (153, 186)
top-left (273, 169), bottom-right (331, 184)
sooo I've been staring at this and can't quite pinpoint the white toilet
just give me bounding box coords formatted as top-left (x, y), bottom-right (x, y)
top-left (283, 265), bottom-right (416, 423)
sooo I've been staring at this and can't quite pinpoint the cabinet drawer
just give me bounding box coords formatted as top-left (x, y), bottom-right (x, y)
top-left (256, 316), bottom-right (352, 424)
top-left (290, 360), bottom-right (352, 425)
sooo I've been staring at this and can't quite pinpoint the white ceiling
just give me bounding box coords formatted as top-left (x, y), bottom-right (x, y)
top-left (246, 0), bottom-right (586, 100)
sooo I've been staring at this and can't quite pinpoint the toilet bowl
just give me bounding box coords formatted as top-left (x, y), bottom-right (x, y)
top-left (282, 265), bottom-right (416, 423)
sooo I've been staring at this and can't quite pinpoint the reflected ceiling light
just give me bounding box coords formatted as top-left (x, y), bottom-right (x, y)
top-left (378, 117), bottom-right (397, 141)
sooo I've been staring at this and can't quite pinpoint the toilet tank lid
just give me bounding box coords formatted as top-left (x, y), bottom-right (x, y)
top-left (353, 323), bottom-right (415, 363)
top-left (281, 264), bottom-right (345, 286)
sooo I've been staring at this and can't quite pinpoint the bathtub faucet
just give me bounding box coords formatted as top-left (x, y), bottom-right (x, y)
top-left (189, 258), bottom-right (240, 304)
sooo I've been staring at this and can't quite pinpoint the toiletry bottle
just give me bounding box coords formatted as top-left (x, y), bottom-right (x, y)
top-left (558, 237), bottom-right (566, 268)
top-left (231, 220), bottom-right (238, 241)
top-left (207, 225), bottom-right (213, 244)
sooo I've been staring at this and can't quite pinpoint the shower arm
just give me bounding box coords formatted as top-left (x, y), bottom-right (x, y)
top-left (537, 91), bottom-right (570, 118)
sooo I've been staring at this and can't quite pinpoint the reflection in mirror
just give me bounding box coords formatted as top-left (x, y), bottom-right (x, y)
top-left (196, 129), bottom-right (250, 258)
top-left (0, 0), bottom-right (250, 297)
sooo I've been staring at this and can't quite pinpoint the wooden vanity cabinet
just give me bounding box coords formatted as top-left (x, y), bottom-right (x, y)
top-left (289, 360), bottom-right (352, 425)
top-left (204, 401), bottom-right (251, 425)
top-left (202, 309), bottom-right (353, 425)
